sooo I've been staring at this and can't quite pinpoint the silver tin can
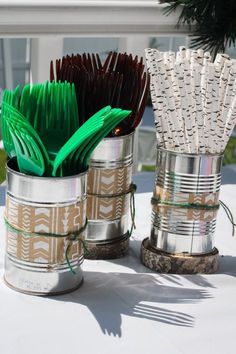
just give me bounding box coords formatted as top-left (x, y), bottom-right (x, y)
top-left (150, 148), bottom-right (223, 254)
top-left (4, 158), bottom-right (87, 295)
top-left (86, 132), bottom-right (134, 247)
top-left (89, 131), bottom-right (134, 169)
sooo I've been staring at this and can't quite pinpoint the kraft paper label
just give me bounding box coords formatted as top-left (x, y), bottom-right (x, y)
top-left (87, 194), bottom-right (129, 220)
top-left (152, 186), bottom-right (219, 222)
top-left (87, 165), bottom-right (132, 195)
top-left (87, 165), bottom-right (132, 221)
top-left (153, 204), bottom-right (218, 222)
top-left (5, 195), bottom-right (86, 264)
top-left (6, 228), bottom-right (81, 264)
top-left (5, 195), bottom-right (86, 235)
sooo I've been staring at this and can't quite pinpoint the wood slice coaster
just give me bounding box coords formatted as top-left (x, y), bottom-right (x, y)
top-left (140, 237), bottom-right (219, 274)
top-left (85, 234), bottom-right (129, 260)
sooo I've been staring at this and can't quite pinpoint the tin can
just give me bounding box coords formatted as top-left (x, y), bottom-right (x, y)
top-left (4, 158), bottom-right (87, 295)
top-left (86, 132), bottom-right (134, 257)
top-left (150, 148), bottom-right (223, 254)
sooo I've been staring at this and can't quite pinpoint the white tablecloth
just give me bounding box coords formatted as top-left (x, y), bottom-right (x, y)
top-left (0, 186), bottom-right (236, 354)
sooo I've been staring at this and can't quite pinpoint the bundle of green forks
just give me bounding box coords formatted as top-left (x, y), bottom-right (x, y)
top-left (1, 81), bottom-right (131, 177)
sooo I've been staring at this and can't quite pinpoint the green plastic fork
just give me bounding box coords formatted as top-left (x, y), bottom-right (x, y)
top-left (1, 86), bottom-right (20, 157)
top-left (68, 108), bottom-right (121, 173)
top-left (64, 106), bottom-right (113, 175)
top-left (8, 121), bottom-right (46, 176)
top-left (40, 81), bottom-right (79, 157)
top-left (52, 106), bottom-right (110, 177)
top-left (80, 109), bottom-right (132, 170)
top-left (3, 103), bottom-right (52, 176)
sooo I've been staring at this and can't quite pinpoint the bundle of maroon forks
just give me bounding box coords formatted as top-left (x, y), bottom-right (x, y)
top-left (50, 51), bottom-right (150, 136)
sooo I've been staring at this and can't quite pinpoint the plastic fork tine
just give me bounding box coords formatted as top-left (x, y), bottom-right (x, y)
top-left (108, 52), bottom-right (118, 72)
top-left (132, 72), bottom-right (150, 129)
top-left (86, 53), bottom-right (94, 75)
top-left (102, 51), bottom-right (113, 72)
top-left (50, 60), bottom-right (55, 81)
top-left (56, 59), bottom-right (61, 80)
top-left (52, 106), bottom-right (110, 176)
top-left (50, 50), bottom-right (149, 135)
top-left (8, 121), bottom-right (46, 176)
top-left (1, 94), bottom-right (16, 157)
top-left (95, 53), bottom-right (102, 70)
top-left (81, 109), bottom-right (131, 170)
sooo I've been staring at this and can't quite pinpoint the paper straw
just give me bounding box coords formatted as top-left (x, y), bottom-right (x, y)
top-left (164, 52), bottom-right (182, 125)
top-left (181, 59), bottom-right (198, 152)
top-left (218, 70), bottom-right (236, 151)
top-left (145, 47), bottom-right (236, 155)
top-left (214, 53), bottom-right (230, 69)
top-left (221, 94), bottom-right (236, 150)
top-left (218, 59), bottom-right (232, 110)
top-left (145, 49), bottom-right (171, 147)
top-left (199, 55), bottom-right (211, 153)
top-left (176, 46), bottom-right (186, 63)
top-left (204, 64), bottom-right (218, 153)
top-left (209, 64), bottom-right (222, 153)
top-left (174, 62), bottom-right (191, 152)
top-left (190, 51), bottom-right (200, 151)
top-left (152, 58), bottom-right (177, 150)
top-left (158, 58), bottom-right (187, 152)
top-left (197, 49), bottom-right (204, 65)
top-left (145, 49), bottom-right (165, 145)
top-left (192, 65), bottom-right (203, 153)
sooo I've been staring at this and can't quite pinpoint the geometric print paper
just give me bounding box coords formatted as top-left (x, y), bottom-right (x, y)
top-left (5, 195), bottom-right (86, 264)
top-left (87, 165), bottom-right (132, 195)
top-left (87, 194), bottom-right (129, 220)
top-left (87, 166), bottom-right (132, 221)
top-left (152, 186), bottom-right (219, 222)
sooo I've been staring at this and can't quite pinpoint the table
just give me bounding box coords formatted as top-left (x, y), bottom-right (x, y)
top-left (0, 186), bottom-right (236, 354)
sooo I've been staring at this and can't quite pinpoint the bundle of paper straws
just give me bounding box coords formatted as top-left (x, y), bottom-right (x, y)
top-left (145, 47), bottom-right (236, 154)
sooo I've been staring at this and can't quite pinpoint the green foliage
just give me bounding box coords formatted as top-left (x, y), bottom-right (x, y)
top-left (223, 136), bottom-right (236, 165)
top-left (0, 149), bottom-right (7, 184)
top-left (141, 165), bottom-right (156, 172)
top-left (164, 0), bottom-right (236, 58)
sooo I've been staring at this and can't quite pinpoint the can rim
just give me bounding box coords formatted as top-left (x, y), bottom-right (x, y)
top-left (6, 157), bottom-right (88, 181)
top-left (157, 146), bottom-right (224, 158)
top-left (99, 130), bottom-right (135, 142)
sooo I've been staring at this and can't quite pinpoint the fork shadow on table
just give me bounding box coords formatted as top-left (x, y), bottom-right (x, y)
top-left (50, 269), bottom-right (212, 337)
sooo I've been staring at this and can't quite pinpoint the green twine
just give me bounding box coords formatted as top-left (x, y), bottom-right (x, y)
top-left (219, 200), bottom-right (236, 237)
top-left (129, 183), bottom-right (137, 237)
top-left (88, 183), bottom-right (137, 199)
top-left (88, 183), bottom-right (137, 238)
top-left (151, 197), bottom-right (220, 210)
top-left (65, 219), bottom-right (88, 274)
top-left (151, 196), bottom-right (236, 236)
top-left (4, 217), bottom-right (88, 274)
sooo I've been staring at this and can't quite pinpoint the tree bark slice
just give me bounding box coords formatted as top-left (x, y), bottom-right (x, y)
top-left (140, 237), bottom-right (219, 274)
top-left (85, 234), bottom-right (129, 260)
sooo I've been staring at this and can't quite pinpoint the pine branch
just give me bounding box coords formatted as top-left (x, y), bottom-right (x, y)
top-left (162, 0), bottom-right (236, 57)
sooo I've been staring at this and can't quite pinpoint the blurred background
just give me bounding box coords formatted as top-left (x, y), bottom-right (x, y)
top-left (1, 1), bottom-right (236, 184)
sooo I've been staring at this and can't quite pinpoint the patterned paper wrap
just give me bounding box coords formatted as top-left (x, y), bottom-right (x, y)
top-left (87, 165), bottom-right (132, 221)
top-left (5, 195), bottom-right (86, 264)
top-left (87, 165), bottom-right (132, 194)
top-left (152, 186), bottom-right (219, 222)
top-left (87, 194), bottom-right (130, 220)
